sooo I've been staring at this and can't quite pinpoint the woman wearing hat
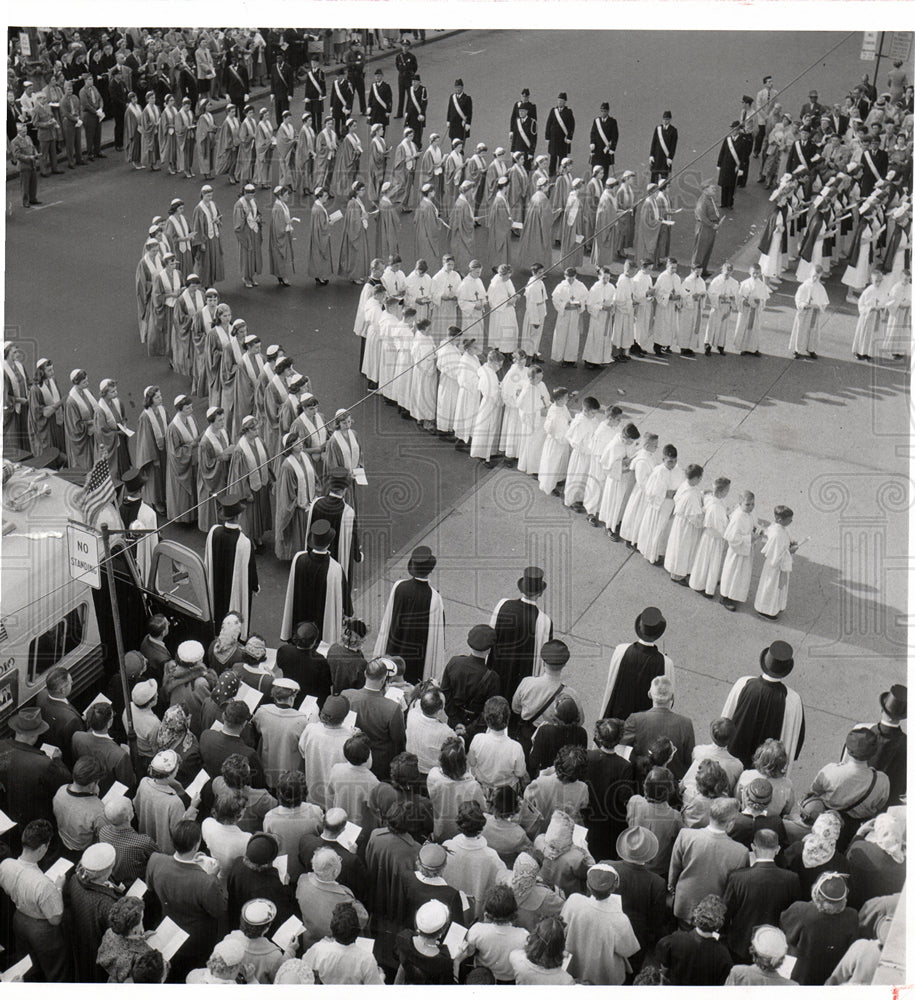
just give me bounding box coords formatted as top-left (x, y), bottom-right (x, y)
top-left (134, 386), bottom-right (167, 514)
top-left (139, 90), bottom-right (160, 169)
top-left (253, 108), bottom-right (275, 189)
top-left (157, 93), bottom-right (179, 174)
top-left (394, 898), bottom-right (456, 983)
top-left (196, 406), bottom-right (232, 533)
top-left (4, 342), bottom-right (31, 455)
top-left (93, 378), bottom-right (131, 482)
top-left (195, 98), bottom-right (218, 180)
top-left (166, 394), bottom-right (200, 522)
top-left (149, 252), bottom-right (182, 358)
top-left (338, 181), bottom-right (370, 283)
top-left (367, 122), bottom-right (389, 205)
top-left (152, 705), bottom-right (203, 786)
top-left (415, 187), bottom-right (445, 267)
top-left (274, 432), bottom-right (316, 560)
top-left (192, 186), bottom-right (225, 288)
top-left (26, 357), bottom-right (65, 460)
top-left (235, 106), bottom-right (257, 186)
top-left (780, 870), bottom-right (859, 984)
top-left (215, 104), bottom-right (240, 183)
top-left (267, 186), bottom-right (295, 286)
top-left (165, 197), bottom-right (194, 276)
top-left (172, 274), bottom-right (205, 378)
top-left (307, 187), bottom-right (333, 285)
top-left (781, 811), bottom-right (851, 899)
top-left (229, 414), bottom-right (272, 547)
top-left (333, 117), bottom-right (363, 197)
top-left (373, 182), bottom-right (399, 262)
top-left (294, 112), bottom-right (317, 197)
top-left (124, 90), bottom-right (143, 167)
top-left (274, 110), bottom-right (296, 189)
top-left (390, 127), bottom-right (419, 209)
top-left (63, 368), bottom-right (97, 470)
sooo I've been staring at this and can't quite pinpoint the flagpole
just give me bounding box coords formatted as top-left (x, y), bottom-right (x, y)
top-left (101, 523), bottom-right (139, 778)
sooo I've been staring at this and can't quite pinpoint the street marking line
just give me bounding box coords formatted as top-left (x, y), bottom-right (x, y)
top-left (32, 201), bottom-right (63, 211)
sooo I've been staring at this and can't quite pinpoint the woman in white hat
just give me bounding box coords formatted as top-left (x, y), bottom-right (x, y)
top-left (390, 126), bottom-right (419, 209)
top-left (215, 103), bottom-right (240, 183)
top-left (158, 93), bottom-right (179, 175)
top-left (165, 197), bottom-right (194, 276)
top-left (550, 157), bottom-right (574, 244)
top-left (195, 97), bottom-right (218, 180)
top-left (338, 181), bottom-right (371, 283)
top-left (139, 90), bottom-right (160, 170)
top-left (166, 394), bottom-right (200, 522)
top-left (172, 274), bottom-right (205, 378)
top-left (367, 122), bottom-right (389, 205)
top-left (93, 377), bottom-right (131, 481)
top-left (374, 181), bottom-right (400, 263)
top-left (135, 386), bottom-right (168, 513)
top-left (519, 178), bottom-right (552, 271)
top-left (419, 132), bottom-right (444, 202)
top-left (191, 185), bottom-right (225, 288)
top-left (488, 175), bottom-right (513, 267)
top-left (253, 107), bottom-right (275, 189)
top-left (149, 252), bottom-right (182, 359)
top-left (295, 113), bottom-right (317, 197)
top-left (274, 431), bottom-right (316, 560)
top-left (275, 110), bottom-right (297, 189)
top-left (124, 90), bottom-right (143, 168)
top-left (27, 357), bottom-right (65, 458)
top-left (64, 367), bottom-right (97, 470)
top-left (196, 406), bottom-right (233, 533)
top-left (333, 117), bottom-right (363, 196)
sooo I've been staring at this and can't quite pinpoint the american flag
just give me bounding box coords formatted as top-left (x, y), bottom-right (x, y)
top-left (82, 456), bottom-right (116, 526)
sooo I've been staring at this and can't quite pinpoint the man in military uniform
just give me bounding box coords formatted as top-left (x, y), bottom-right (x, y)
top-left (394, 37), bottom-right (418, 119)
top-left (446, 78), bottom-right (473, 143)
top-left (545, 91), bottom-right (575, 177)
top-left (589, 101), bottom-right (619, 180)
top-left (510, 104), bottom-right (537, 168)
top-left (330, 69), bottom-right (355, 139)
top-left (344, 36), bottom-right (367, 115)
top-left (303, 54), bottom-right (326, 130)
top-left (510, 87), bottom-right (537, 132)
top-left (649, 110), bottom-right (678, 183)
top-left (368, 68), bottom-right (393, 131)
top-left (10, 122), bottom-right (41, 207)
top-left (271, 51), bottom-right (295, 124)
top-left (404, 73), bottom-right (428, 148)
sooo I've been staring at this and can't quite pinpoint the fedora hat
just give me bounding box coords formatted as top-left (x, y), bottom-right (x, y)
top-left (9, 706), bottom-right (49, 737)
top-left (517, 566), bottom-right (546, 596)
top-left (880, 684), bottom-right (907, 720)
top-left (635, 606), bottom-right (666, 641)
top-left (759, 640), bottom-right (793, 678)
top-left (616, 826), bottom-right (659, 865)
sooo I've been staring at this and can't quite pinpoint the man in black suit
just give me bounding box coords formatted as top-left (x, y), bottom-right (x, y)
top-left (858, 135), bottom-right (888, 197)
top-left (717, 122), bottom-right (743, 209)
top-left (394, 37), bottom-right (417, 119)
top-left (271, 53), bottom-right (294, 123)
top-left (799, 89), bottom-right (825, 121)
top-left (545, 91), bottom-right (575, 176)
top-left (510, 87), bottom-right (537, 132)
top-left (621, 675), bottom-right (695, 781)
top-left (509, 105), bottom-right (537, 168)
top-left (368, 68), bottom-right (393, 131)
top-left (275, 621), bottom-right (333, 707)
top-left (446, 78), bottom-right (473, 142)
top-left (0, 708), bottom-right (70, 834)
top-left (736, 121), bottom-right (754, 188)
top-left (404, 73), bottom-right (428, 147)
top-left (36, 666), bottom-right (85, 766)
top-left (785, 126), bottom-right (816, 174)
top-left (303, 55), bottom-right (325, 130)
top-left (440, 625), bottom-right (500, 732)
top-left (344, 37), bottom-right (367, 115)
top-left (722, 829), bottom-right (800, 963)
top-left (226, 53), bottom-right (250, 111)
top-left (649, 110), bottom-right (678, 183)
top-left (330, 70), bottom-right (355, 139)
top-left (589, 102), bottom-right (619, 180)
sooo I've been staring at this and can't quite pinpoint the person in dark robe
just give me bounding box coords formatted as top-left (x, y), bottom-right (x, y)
top-left (306, 468), bottom-right (362, 583)
top-left (280, 519), bottom-right (351, 645)
top-left (721, 641), bottom-right (805, 768)
top-left (274, 621), bottom-right (332, 706)
top-left (440, 624), bottom-right (501, 732)
top-left (844, 684), bottom-right (906, 806)
top-left (584, 718), bottom-right (636, 861)
top-left (203, 494), bottom-right (259, 637)
top-left (717, 123), bottom-right (744, 209)
top-left (225, 833), bottom-right (295, 937)
top-left (372, 546), bottom-right (445, 685)
top-left (599, 607), bottom-right (673, 721)
top-left (489, 567), bottom-right (554, 701)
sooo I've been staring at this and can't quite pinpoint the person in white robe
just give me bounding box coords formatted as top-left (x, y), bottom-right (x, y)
top-left (516, 366), bottom-right (551, 475)
top-left (611, 261), bottom-right (636, 360)
top-left (630, 261), bottom-right (654, 355)
top-left (430, 255), bottom-right (462, 342)
top-left (435, 329), bottom-right (463, 437)
top-left (381, 255), bottom-right (407, 299)
top-left (353, 258), bottom-right (384, 358)
top-left (754, 505), bottom-right (798, 620)
top-left (733, 265), bottom-right (771, 355)
top-left (537, 388), bottom-right (572, 495)
top-left (376, 297), bottom-right (403, 404)
top-left (390, 310), bottom-right (416, 412)
top-left (880, 270), bottom-right (911, 359)
top-left (651, 257), bottom-right (682, 353)
top-left (452, 339), bottom-right (483, 447)
top-left (360, 284), bottom-right (387, 387)
top-left (520, 264), bottom-right (549, 358)
top-left (562, 397), bottom-right (601, 510)
top-left (550, 268), bottom-right (588, 365)
top-left (404, 259), bottom-right (434, 324)
top-left (409, 318), bottom-right (438, 430)
top-left (719, 491), bottom-right (759, 611)
top-left (469, 349), bottom-right (505, 464)
top-left (457, 260), bottom-right (487, 337)
top-left (703, 261), bottom-right (739, 355)
top-left (663, 465), bottom-right (705, 582)
top-left (788, 266), bottom-right (829, 359)
top-left (619, 434), bottom-right (659, 545)
top-left (688, 477), bottom-right (731, 598)
top-left (582, 268), bottom-right (616, 367)
top-left (595, 420), bottom-right (639, 535)
top-left (851, 270), bottom-right (891, 361)
top-left (487, 264), bottom-right (520, 353)
top-left (842, 213), bottom-right (883, 299)
top-left (498, 350), bottom-right (530, 462)
top-left (678, 265), bottom-right (706, 355)
top-left (636, 444), bottom-right (685, 564)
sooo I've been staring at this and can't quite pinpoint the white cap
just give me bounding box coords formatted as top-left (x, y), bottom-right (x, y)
top-left (177, 639), bottom-right (205, 664)
top-left (131, 679), bottom-right (158, 706)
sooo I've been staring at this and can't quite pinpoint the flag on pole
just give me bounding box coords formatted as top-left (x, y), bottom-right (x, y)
top-left (82, 456), bottom-right (116, 527)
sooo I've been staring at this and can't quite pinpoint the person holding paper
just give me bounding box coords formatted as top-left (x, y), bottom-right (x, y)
top-left (64, 842), bottom-right (123, 981)
top-left (96, 894), bottom-right (156, 983)
top-left (297, 807), bottom-right (367, 898)
top-left (394, 898), bottom-right (456, 983)
top-left (226, 832), bottom-right (297, 935)
top-left (93, 377), bottom-right (131, 484)
top-left (52, 756), bottom-right (106, 854)
top-left (0, 818), bottom-right (69, 980)
top-left (97, 796), bottom-right (158, 885)
top-left (72, 701), bottom-right (136, 795)
top-left (252, 678), bottom-right (309, 788)
top-left (301, 900), bottom-right (383, 983)
top-left (295, 849), bottom-right (369, 950)
top-left (0, 707), bottom-right (71, 833)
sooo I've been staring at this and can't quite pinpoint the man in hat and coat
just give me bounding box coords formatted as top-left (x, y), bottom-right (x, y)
top-left (373, 545), bottom-right (445, 684)
top-left (0, 708), bottom-right (70, 834)
top-left (692, 180), bottom-right (721, 274)
top-left (613, 826), bottom-right (668, 969)
top-left (446, 78), bottom-right (473, 142)
top-left (599, 607), bottom-right (673, 721)
top-left (649, 111), bottom-right (678, 183)
top-left (118, 467), bottom-right (159, 582)
top-left (306, 467), bottom-right (361, 582)
top-left (545, 92), bottom-right (575, 177)
top-left (489, 567), bottom-right (553, 701)
top-left (843, 684), bottom-right (906, 805)
top-left (718, 122), bottom-right (744, 209)
top-left (204, 493), bottom-right (258, 635)
top-left (720, 640), bottom-right (805, 769)
top-left (280, 519), bottom-right (351, 646)
top-left (589, 102), bottom-right (618, 179)
top-left (440, 625), bottom-right (501, 732)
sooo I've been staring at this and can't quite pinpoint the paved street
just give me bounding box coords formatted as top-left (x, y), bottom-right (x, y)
top-left (5, 29), bottom-right (907, 789)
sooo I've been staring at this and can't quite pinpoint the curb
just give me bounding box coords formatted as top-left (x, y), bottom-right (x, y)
top-left (7, 30), bottom-right (466, 184)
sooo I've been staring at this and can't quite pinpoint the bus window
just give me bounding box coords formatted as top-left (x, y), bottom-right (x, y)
top-left (28, 604), bottom-right (87, 682)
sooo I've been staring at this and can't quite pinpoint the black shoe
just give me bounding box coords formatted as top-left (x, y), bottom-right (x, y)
top-left (807, 351), bottom-right (817, 359)
top-left (52, 169), bottom-right (64, 174)
top-left (680, 348), bottom-right (695, 356)
top-left (704, 345), bottom-right (712, 356)
top-left (757, 610), bottom-right (779, 621)
top-left (315, 278), bottom-right (329, 286)
top-left (740, 351), bottom-right (751, 356)
top-left (753, 351), bottom-right (762, 357)
top-left (672, 575), bottom-right (690, 587)
top-left (653, 344), bottom-right (664, 356)
top-left (717, 346), bottom-right (725, 355)
top-left (720, 597), bottom-right (736, 612)
top-left (570, 501), bottom-right (586, 513)
top-left (29, 200), bottom-right (43, 205)
top-left (662, 346), bottom-right (672, 354)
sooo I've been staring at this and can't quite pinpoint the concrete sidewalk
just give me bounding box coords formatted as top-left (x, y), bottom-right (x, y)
top-left (355, 290), bottom-right (909, 796)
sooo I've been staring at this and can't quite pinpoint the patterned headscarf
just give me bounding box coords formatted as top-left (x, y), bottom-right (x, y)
top-left (155, 704), bottom-right (191, 751)
top-left (866, 813), bottom-right (905, 864)
top-left (801, 810), bottom-right (842, 868)
top-left (541, 810), bottom-right (575, 860)
top-left (510, 852), bottom-right (541, 904)
top-left (210, 670), bottom-right (241, 707)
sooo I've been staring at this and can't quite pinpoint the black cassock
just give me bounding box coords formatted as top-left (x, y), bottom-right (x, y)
top-left (602, 642), bottom-right (666, 721)
top-left (866, 723), bottom-right (906, 807)
top-left (283, 550), bottom-right (351, 643)
top-left (490, 598), bottom-right (552, 702)
top-left (208, 525), bottom-right (258, 628)
top-left (727, 676), bottom-right (806, 768)
top-left (383, 578), bottom-right (433, 685)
